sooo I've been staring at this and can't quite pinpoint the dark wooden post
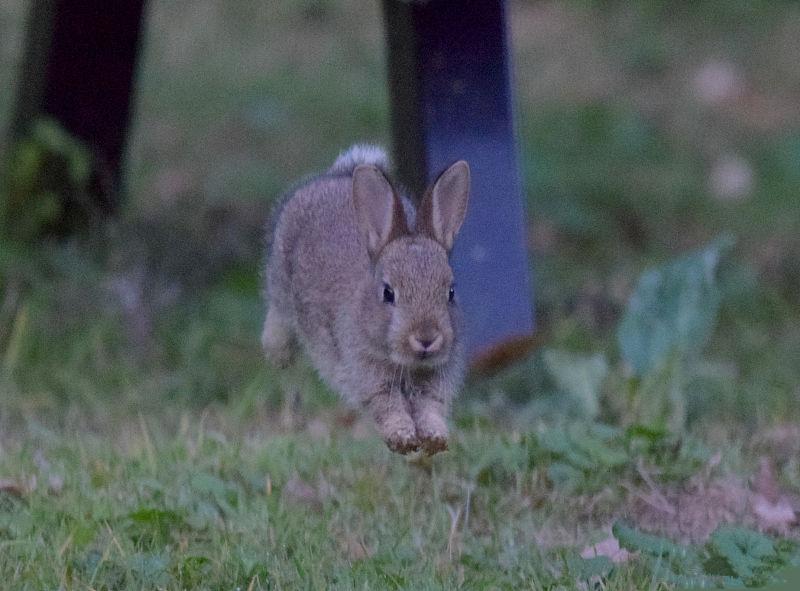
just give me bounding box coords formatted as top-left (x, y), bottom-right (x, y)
top-left (383, 0), bottom-right (535, 363)
top-left (9, 0), bottom-right (147, 212)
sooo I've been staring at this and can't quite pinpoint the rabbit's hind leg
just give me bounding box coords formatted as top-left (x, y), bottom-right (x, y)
top-left (261, 305), bottom-right (297, 368)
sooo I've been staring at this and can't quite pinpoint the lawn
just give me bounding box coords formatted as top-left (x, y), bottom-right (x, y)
top-left (1, 1), bottom-right (800, 589)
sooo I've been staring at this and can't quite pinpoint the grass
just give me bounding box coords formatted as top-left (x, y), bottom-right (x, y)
top-left (2, 0), bottom-right (800, 588)
top-left (0, 413), bottom-right (773, 590)
top-left (2, 409), bottom-right (798, 589)
top-left (1, 419), bottom-right (613, 589)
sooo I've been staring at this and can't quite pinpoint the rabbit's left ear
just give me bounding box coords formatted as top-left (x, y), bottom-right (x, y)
top-left (352, 164), bottom-right (407, 259)
top-left (418, 161), bottom-right (470, 252)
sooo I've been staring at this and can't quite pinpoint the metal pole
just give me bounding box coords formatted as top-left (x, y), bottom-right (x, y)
top-left (384, 0), bottom-right (535, 363)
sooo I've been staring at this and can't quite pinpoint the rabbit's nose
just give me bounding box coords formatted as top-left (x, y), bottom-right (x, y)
top-left (409, 333), bottom-right (443, 354)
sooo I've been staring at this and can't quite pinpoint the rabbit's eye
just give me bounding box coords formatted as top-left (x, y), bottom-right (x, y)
top-left (382, 283), bottom-right (395, 304)
top-left (448, 285), bottom-right (455, 303)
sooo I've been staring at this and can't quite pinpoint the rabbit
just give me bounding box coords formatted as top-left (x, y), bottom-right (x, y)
top-left (262, 144), bottom-right (470, 455)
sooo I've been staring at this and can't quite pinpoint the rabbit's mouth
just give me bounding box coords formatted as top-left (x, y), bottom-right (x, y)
top-left (391, 350), bottom-right (449, 369)
top-left (415, 350), bottom-right (440, 364)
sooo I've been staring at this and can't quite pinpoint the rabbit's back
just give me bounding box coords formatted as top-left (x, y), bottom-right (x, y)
top-left (267, 174), bottom-right (367, 377)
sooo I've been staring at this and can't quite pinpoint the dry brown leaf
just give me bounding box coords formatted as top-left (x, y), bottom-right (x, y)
top-left (341, 535), bottom-right (373, 561)
top-left (281, 474), bottom-right (331, 511)
top-left (753, 457), bottom-right (781, 503)
top-left (0, 478), bottom-right (26, 497)
top-left (48, 474), bottom-right (64, 495)
top-left (755, 424), bottom-right (800, 461)
top-left (580, 535), bottom-right (633, 564)
top-left (749, 456), bottom-right (797, 533)
top-left (282, 474), bottom-right (318, 506)
top-left (628, 475), bottom-right (751, 544)
top-left (751, 494), bottom-right (797, 532)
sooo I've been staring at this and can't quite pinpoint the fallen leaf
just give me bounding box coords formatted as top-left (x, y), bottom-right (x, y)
top-left (581, 535), bottom-right (633, 564)
top-left (749, 456), bottom-right (797, 533)
top-left (751, 494), bottom-right (796, 533)
top-left (693, 60), bottom-right (742, 105)
top-left (281, 474), bottom-right (321, 510)
top-left (628, 475), bottom-right (750, 544)
top-left (48, 474), bottom-right (65, 495)
top-left (755, 424), bottom-right (800, 461)
top-left (709, 154), bottom-right (753, 202)
top-left (341, 535), bottom-right (373, 561)
top-left (752, 457), bottom-right (780, 503)
top-left (0, 478), bottom-right (26, 497)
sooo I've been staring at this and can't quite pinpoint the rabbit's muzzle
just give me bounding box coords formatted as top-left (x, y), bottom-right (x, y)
top-left (396, 324), bottom-right (452, 367)
top-left (408, 333), bottom-right (444, 359)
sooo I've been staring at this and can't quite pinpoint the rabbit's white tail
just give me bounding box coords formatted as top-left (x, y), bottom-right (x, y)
top-left (329, 144), bottom-right (390, 175)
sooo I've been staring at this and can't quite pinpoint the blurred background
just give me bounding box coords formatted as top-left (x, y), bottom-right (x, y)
top-left (1, 0), bottom-right (799, 433)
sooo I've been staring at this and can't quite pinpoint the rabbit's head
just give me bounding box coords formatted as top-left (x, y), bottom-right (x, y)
top-left (352, 161), bottom-right (470, 368)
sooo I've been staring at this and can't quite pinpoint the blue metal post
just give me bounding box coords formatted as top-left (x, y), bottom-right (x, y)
top-left (384, 0), bottom-right (535, 363)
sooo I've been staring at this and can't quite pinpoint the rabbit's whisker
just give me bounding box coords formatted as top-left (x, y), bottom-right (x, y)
top-left (389, 363), bottom-right (399, 395)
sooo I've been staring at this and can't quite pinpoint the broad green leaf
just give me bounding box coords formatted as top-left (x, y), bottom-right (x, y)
top-left (612, 521), bottom-right (684, 558)
top-left (617, 236), bottom-right (734, 376)
top-left (127, 507), bottom-right (185, 528)
top-left (625, 424), bottom-right (668, 445)
top-left (630, 352), bottom-right (687, 431)
top-left (536, 424), bottom-right (630, 491)
top-left (190, 472), bottom-right (228, 499)
top-left (568, 425), bottom-right (628, 468)
top-left (190, 471), bottom-right (237, 515)
top-left (543, 349), bottom-right (608, 419)
top-left (710, 526), bottom-right (775, 580)
top-left (538, 430), bottom-right (594, 470)
top-left (564, 553), bottom-right (614, 581)
top-left (126, 507), bottom-right (189, 541)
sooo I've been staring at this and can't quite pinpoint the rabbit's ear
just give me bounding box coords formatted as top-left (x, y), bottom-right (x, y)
top-left (418, 161), bottom-right (470, 252)
top-left (352, 164), bottom-right (407, 258)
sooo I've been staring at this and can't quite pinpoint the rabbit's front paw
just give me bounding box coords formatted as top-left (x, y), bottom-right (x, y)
top-left (370, 401), bottom-right (419, 454)
top-left (384, 426), bottom-right (420, 455)
top-left (415, 413), bottom-right (449, 456)
top-left (420, 433), bottom-right (448, 455)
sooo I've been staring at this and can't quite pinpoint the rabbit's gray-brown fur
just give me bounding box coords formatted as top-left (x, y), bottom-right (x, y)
top-left (263, 145), bottom-right (470, 455)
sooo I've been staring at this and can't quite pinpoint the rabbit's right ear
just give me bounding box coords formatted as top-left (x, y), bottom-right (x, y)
top-left (418, 160), bottom-right (470, 252)
top-left (352, 164), bottom-right (407, 258)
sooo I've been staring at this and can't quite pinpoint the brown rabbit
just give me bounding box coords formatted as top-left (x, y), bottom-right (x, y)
top-left (262, 145), bottom-right (470, 455)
